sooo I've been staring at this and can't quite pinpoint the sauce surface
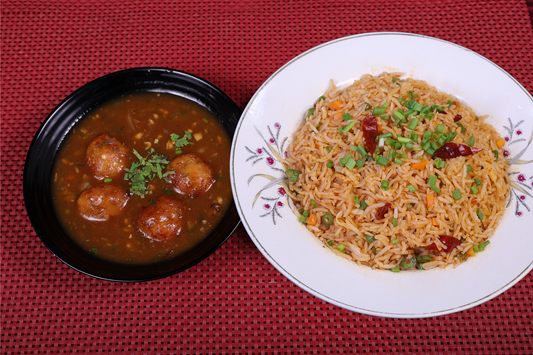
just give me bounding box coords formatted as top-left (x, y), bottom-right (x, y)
top-left (52, 92), bottom-right (232, 264)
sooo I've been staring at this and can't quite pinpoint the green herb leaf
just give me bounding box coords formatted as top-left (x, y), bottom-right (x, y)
top-left (171, 131), bottom-right (193, 154)
top-left (124, 149), bottom-right (174, 198)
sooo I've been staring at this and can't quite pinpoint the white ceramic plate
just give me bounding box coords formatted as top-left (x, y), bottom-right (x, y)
top-left (230, 32), bottom-right (533, 318)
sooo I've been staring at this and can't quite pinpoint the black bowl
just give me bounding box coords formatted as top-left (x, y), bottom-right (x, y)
top-left (23, 67), bottom-right (241, 282)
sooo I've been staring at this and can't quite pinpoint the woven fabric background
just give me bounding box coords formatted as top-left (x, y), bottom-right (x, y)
top-left (2, 0), bottom-right (533, 353)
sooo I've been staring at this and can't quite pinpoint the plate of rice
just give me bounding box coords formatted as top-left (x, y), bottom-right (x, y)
top-left (230, 32), bottom-right (533, 318)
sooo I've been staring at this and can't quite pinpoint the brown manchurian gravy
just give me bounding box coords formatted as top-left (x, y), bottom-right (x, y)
top-left (52, 92), bottom-right (232, 264)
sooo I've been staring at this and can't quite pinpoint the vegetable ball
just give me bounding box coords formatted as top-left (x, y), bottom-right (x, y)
top-left (77, 184), bottom-right (129, 221)
top-left (168, 153), bottom-right (215, 197)
top-left (86, 134), bottom-right (129, 180)
top-left (137, 195), bottom-right (184, 242)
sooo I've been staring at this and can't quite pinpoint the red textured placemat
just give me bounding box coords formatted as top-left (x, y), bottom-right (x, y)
top-left (2, 0), bottom-right (533, 353)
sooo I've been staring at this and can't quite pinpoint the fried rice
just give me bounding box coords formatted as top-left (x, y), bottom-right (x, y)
top-left (285, 72), bottom-right (509, 270)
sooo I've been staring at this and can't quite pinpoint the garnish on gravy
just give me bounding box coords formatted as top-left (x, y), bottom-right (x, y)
top-left (52, 92), bottom-right (232, 264)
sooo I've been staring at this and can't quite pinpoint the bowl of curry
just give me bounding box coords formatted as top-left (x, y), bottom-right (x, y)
top-left (23, 68), bottom-right (241, 282)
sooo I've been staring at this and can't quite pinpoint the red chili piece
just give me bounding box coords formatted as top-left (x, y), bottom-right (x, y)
top-left (425, 235), bottom-right (462, 253)
top-left (433, 143), bottom-right (482, 160)
top-left (454, 114), bottom-right (462, 122)
top-left (375, 202), bottom-right (391, 220)
top-left (362, 115), bottom-right (378, 154)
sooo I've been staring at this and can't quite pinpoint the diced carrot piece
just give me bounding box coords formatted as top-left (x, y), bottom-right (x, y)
top-left (432, 218), bottom-right (438, 226)
top-left (412, 160), bottom-right (427, 170)
top-left (328, 100), bottom-right (343, 110)
top-left (307, 214), bottom-right (318, 226)
top-left (466, 247), bottom-right (476, 257)
top-left (496, 138), bottom-right (505, 149)
top-left (333, 113), bottom-right (343, 121)
top-left (426, 193), bottom-right (434, 208)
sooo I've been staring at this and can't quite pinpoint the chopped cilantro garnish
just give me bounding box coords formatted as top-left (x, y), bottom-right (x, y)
top-left (171, 131), bottom-right (193, 154)
top-left (124, 148), bottom-right (175, 198)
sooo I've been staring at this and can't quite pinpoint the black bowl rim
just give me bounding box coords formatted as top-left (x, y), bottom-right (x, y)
top-left (23, 67), bottom-right (242, 282)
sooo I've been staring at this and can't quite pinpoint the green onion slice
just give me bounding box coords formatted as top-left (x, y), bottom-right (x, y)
top-left (416, 255), bottom-right (433, 263)
top-left (373, 107), bottom-right (386, 115)
top-left (435, 124), bottom-right (445, 134)
top-left (430, 185), bottom-right (441, 193)
top-left (456, 122), bottom-right (466, 134)
top-left (342, 113), bottom-right (353, 121)
top-left (322, 213), bottom-right (334, 227)
top-left (376, 156), bottom-right (388, 166)
top-left (476, 208), bottom-right (484, 221)
top-left (400, 257), bottom-right (416, 269)
top-left (365, 235), bottom-right (376, 243)
top-left (408, 118), bottom-right (420, 130)
top-left (286, 169), bottom-right (301, 183)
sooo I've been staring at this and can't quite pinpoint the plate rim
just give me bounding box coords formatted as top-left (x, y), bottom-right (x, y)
top-left (230, 32), bottom-right (533, 318)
